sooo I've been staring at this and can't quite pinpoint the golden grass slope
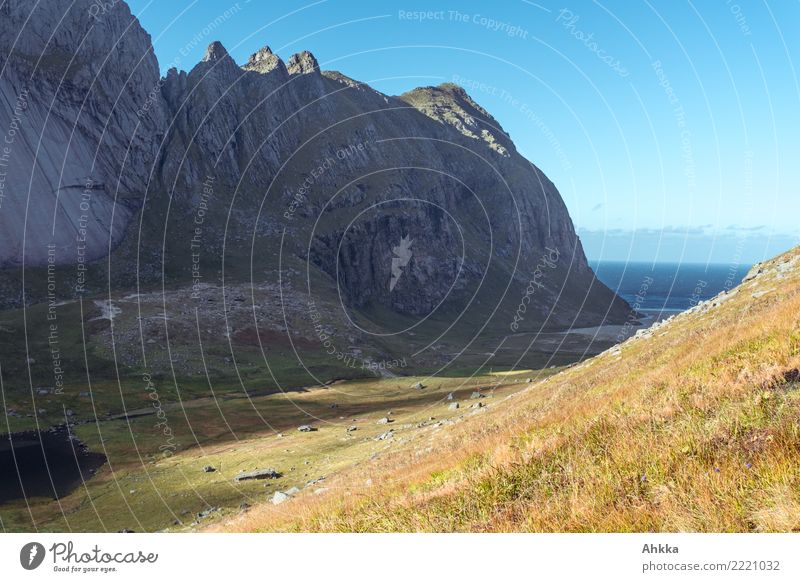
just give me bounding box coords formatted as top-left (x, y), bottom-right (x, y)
top-left (213, 247), bottom-right (800, 533)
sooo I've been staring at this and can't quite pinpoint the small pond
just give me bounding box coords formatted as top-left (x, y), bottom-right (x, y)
top-left (0, 427), bottom-right (106, 505)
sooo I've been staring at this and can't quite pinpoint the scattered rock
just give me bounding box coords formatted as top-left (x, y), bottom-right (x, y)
top-left (446, 392), bottom-right (454, 400)
top-left (376, 417), bottom-right (393, 425)
top-left (470, 391), bottom-right (483, 399)
top-left (346, 425), bottom-right (358, 432)
top-left (448, 402), bottom-right (459, 410)
top-left (297, 425), bottom-right (317, 432)
top-left (411, 382), bottom-right (426, 390)
top-left (197, 507), bottom-right (220, 520)
top-left (470, 402), bottom-right (484, 409)
top-left (202, 465), bottom-right (216, 473)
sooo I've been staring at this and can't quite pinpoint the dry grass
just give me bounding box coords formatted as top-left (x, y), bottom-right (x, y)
top-left (212, 248), bottom-right (800, 533)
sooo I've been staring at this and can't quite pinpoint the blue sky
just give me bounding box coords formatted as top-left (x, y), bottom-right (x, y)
top-left (127, 0), bottom-right (799, 264)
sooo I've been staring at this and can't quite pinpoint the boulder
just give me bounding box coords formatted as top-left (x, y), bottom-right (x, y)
top-left (271, 491), bottom-right (290, 505)
top-left (375, 430), bottom-right (394, 441)
top-left (234, 468), bottom-right (281, 482)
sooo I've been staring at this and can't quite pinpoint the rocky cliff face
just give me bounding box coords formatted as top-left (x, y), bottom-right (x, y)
top-left (0, 0), bottom-right (631, 330)
top-left (0, 0), bottom-right (164, 267)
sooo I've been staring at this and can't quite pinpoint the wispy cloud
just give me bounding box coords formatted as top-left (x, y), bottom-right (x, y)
top-left (724, 224), bottom-right (766, 232)
top-left (578, 225), bottom-right (798, 238)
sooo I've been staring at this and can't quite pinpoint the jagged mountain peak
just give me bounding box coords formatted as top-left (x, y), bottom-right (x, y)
top-left (203, 40), bottom-right (230, 62)
top-left (287, 50), bottom-right (320, 75)
top-left (249, 45), bottom-right (274, 59)
top-left (188, 40), bottom-right (241, 82)
top-left (247, 45), bottom-right (275, 64)
top-left (243, 45), bottom-right (285, 75)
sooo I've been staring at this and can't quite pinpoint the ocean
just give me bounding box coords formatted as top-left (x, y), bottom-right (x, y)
top-left (591, 261), bottom-right (752, 318)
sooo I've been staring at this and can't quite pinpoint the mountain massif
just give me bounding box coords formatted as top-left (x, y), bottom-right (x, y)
top-left (0, 0), bottom-right (629, 337)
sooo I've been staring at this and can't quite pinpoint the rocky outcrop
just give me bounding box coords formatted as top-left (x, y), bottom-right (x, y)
top-left (0, 0), bottom-right (631, 329)
top-left (400, 83), bottom-right (513, 157)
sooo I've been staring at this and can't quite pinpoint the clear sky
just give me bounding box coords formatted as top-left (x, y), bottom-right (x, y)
top-left (127, 0), bottom-right (799, 264)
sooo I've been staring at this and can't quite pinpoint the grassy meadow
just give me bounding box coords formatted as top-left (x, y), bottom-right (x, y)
top-left (209, 248), bottom-right (800, 533)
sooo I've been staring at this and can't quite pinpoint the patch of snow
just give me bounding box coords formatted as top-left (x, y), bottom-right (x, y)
top-left (91, 300), bottom-right (122, 321)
